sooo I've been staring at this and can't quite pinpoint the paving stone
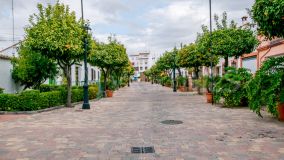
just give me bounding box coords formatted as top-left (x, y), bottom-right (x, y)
top-left (0, 82), bottom-right (284, 159)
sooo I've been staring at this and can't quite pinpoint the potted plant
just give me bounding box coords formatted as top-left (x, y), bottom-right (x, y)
top-left (177, 76), bottom-right (186, 92)
top-left (213, 67), bottom-right (251, 106)
top-left (247, 57), bottom-right (284, 120)
top-left (106, 80), bottom-right (115, 98)
top-left (164, 76), bottom-right (172, 88)
top-left (203, 76), bottom-right (213, 103)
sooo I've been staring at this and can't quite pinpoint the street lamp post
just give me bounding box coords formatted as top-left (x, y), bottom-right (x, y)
top-left (209, 0), bottom-right (214, 105)
top-left (81, 0), bottom-right (90, 109)
top-left (173, 47), bottom-right (177, 92)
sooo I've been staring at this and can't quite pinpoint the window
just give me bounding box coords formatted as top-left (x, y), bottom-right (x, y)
top-left (98, 71), bottom-right (100, 80)
top-left (140, 67), bottom-right (143, 70)
top-left (145, 61), bottom-right (148, 65)
top-left (75, 66), bottom-right (79, 86)
top-left (216, 67), bottom-right (220, 76)
top-left (231, 61), bottom-right (237, 68)
top-left (145, 67), bottom-right (148, 70)
top-left (91, 69), bottom-right (94, 81)
top-left (242, 57), bottom-right (257, 73)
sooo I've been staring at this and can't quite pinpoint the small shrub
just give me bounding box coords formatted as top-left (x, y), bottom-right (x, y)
top-left (0, 87), bottom-right (4, 94)
top-left (0, 94), bottom-right (11, 111)
top-left (214, 67), bottom-right (252, 107)
top-left (19, 90), bottom-right (42, 111)
top-left (5, 94), bottom-right (21, 111)
top-left (39, 84), bottom-right (58, 92)
top-left (247, 57), bottom-right (284, 117)
top-left (71, 89), bottom-right (83, 103)
top-left (89, 86), bottom-right (98, 100)
top-left (72, 86), bottom-right (82, 90)
top-left (40, 91), bottom-right (62, 107)
top-left (177, 76), bottom-right (186, 87)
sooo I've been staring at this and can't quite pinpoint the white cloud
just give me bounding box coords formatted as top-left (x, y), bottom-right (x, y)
top-left (0, 0), bottom-right (254, 55)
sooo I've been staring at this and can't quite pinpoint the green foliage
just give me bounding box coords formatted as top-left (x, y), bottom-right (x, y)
top-left (252, 0), bottom-right (284, 38)
top-left (25, 2), bottom-right (86, 61)
top-left (0, 90), bottom-right (62, 111)
top-left (179, 42), bottom-right (218, 69)
top-left (40, 91), bottom-right (62, 107)
top-left (89, 37), bottom-right (128, 92)
top-left (88, 86), bottom-right (98, 100)
top-left (177, 76), bottom-right (186, 87)
top-left (0, 88), bottom-right (4, 94)
top-left (214, 67), bottom-right (252, 107)
top-left (24, 2), bottom-right (93, 107)
top-left (155, 47), bottom-right (180, 75)
top-left (0, 85), bottom-right (98, 111)
top-left (2, 94), bottom-right (21, 111)
top-left (197, 12), bottom-right (258, 67)
top-left (203, 75), bottom-right (221, 93)
top-left (106, 80), bottom-right (116, 91)
top-left (19, 90), bottom-right (42, 110)
top-left (247, 57), bottom-right (284, 117)
top-left (71, 89), bottom-right (83, 103)
top-left (11, 45), bottom-right (58, 89)
top-left (39, 84), bottom-right (60, 92)
top-left (161, 76), bottom-right (171, 86)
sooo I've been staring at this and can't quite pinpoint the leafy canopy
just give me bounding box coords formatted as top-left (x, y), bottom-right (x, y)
top-left (12, 44), bottom-right (58, 89)
top-left (178, 43), bottom-right (218, 69)
top-left (89, 37), bottom-right (128, 71)
top-left (197, 12), bottom-right (258, 67)
top-left (247, 57), bottom-right (284, 117)
top-left (25, 2), bottom-right (87, 65)
top-left (252, 0), bottom-right (284, 38)
top-left (214, 67), bottom-right (252, 107)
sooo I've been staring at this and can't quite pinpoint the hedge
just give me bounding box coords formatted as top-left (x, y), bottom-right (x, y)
top-left (0, 85), bottom-right (99, 111)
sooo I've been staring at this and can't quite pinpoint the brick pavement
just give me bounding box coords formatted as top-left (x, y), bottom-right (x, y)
top-left (0, 82), bottom-right (284, 160)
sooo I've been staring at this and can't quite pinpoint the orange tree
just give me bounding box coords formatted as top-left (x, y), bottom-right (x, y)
top-left (252, 0), bottom-right (284, 38)
top-left (24, 2), bottom-right (93, 107)
top-left (89, 37), bottom-right (128, 96)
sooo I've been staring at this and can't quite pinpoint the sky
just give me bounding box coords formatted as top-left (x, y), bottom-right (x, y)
top-left (0, 0), bottom-right (254, 56)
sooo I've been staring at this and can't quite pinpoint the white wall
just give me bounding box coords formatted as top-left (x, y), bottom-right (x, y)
top-left (46, 61), bottom-right (101, 86)
top-left (0, 58), bottom-right (22, 93)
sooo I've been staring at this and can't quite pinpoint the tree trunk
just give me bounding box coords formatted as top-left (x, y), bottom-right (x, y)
top-left (128, 75), bottom-right (130, 87)
top-left (194, 67), bottom-right (200, 79)
top-left (103, 70), bottom-right (107, 97)
top-left (66, 65), bottom-right (72, 107)
top-left (224, 55), bottom-right (229, 68)
top-left (188, 72), bottom-right (193, 92)
top-left (177, 68), bottom-right (182, 76)
top-left (117, 74), bottom-right (121, 88)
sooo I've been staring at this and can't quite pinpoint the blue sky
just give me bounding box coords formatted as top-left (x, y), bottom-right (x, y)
top-left (0, 0), bottom-right (254, 55)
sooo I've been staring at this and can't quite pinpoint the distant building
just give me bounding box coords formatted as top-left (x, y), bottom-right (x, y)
top-left (129, 52), bottom-right (153, 80)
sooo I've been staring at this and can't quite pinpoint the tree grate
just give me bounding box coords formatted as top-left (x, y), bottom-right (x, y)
top-left (131, 147), bottom-right (155, 154)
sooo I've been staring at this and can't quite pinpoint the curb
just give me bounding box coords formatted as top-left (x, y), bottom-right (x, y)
top-left (0, 98), bottom-right (102, 115)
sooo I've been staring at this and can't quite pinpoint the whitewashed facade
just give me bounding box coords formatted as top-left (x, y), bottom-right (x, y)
top-left (0, 42), bottom-right (101, 93)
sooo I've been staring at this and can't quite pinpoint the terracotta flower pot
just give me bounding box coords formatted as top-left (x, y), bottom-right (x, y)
top-left (165, 84), bottom-right (171, 88)
top-left (277, 103), bottom-right (284, 121)
top-left (106, 90), bottom-right (113, 97)
top-left (206, 92), bottom-right (213, 103)
top-left (179, 86), bottom-right (185, 92)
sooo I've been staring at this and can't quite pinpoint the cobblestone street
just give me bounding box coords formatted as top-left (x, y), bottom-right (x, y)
top-left (1, 82), bottom-right (284, 160)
